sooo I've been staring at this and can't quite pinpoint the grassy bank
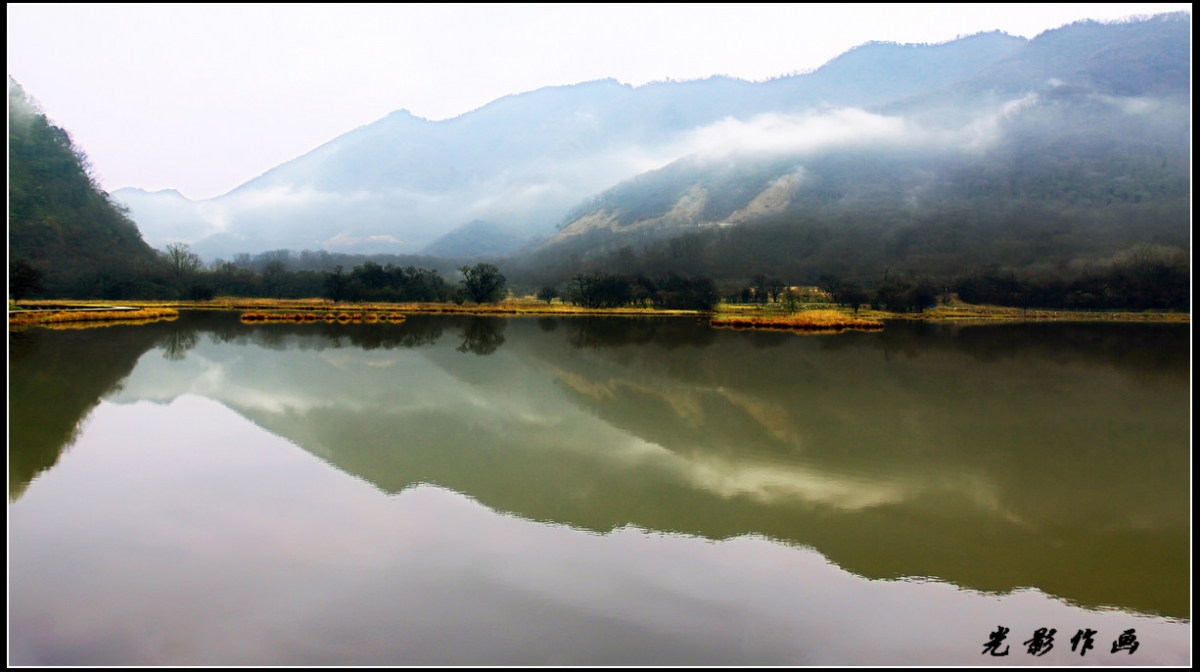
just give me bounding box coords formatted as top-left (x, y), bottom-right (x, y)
top-left (9, 297), bottom-right (1188, 331)
top-left (12, 298), bottom-right (698, 316)
top-left (714, 301), bottom-right (1190, 324)
top-left (712, 310), bottom-right (884, 333)
top-left (854, 305), bottom-right (1190, 324)
top-left (8, 306), bottom-right (179, 330)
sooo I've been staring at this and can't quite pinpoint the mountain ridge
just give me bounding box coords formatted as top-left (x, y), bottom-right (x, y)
top-left (519, 14), bottom-right (1189, 287)
top-left (111, 29), bottom-right (1029, 259)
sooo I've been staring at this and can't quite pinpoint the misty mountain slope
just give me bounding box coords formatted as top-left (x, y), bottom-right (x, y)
top-left (527, 13), bottom-right (1190, 284)
top-left (883, 12), bottom-right (1193, 127)
top-left (421, 220), bottom-right (527, 259)
top-left (8, 78), bottom-right (162, 296)
top-left (111, 31), bottom-right (1026, 259)
top-left (968, 13), bottom-right (1191, 98)
top-left (769, 31), bottom-right (1025, 108)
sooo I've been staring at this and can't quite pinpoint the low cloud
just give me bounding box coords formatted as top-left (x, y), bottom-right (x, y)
top-left (322, 230), bottom-right (410, 251)
top-left (956, 93), bottom-right (1039, 149)
top-left (673, 97), bottom-right (1052, 162)
top-left (678, 109), bottom-right (914, 160)
top-left (124, 95), bottom-right (1097, 257)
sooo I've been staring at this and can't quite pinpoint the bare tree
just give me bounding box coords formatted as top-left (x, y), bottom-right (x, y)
top-left (164, 242), bottom-right (203, 277)
top-left (459, 263), bottom-right (507, 303)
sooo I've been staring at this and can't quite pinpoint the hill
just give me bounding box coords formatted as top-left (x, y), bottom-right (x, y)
top-left (112, 31), bottom-right (1027, 259)
top-left (518, 14), bottom-right (1190, 295)
top-left (9, 78), bottom-right (163, 298)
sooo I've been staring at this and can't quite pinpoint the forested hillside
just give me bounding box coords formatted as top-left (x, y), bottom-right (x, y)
top-left (512, 14), bottom-right (1190, 310)
top-left (111, 31), bottom-right (1027, 258)
top-left (9, 79), bottom-right (163, 297)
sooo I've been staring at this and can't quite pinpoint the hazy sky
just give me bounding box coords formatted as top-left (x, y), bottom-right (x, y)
top-left (7, 4), bottom-right (1191, 200)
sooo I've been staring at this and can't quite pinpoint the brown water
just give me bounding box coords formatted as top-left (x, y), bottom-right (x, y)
top-left (8, 313), bottom-right (1191, 664)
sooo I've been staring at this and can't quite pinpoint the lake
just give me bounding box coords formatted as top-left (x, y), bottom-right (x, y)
top-left (8, 312), bottom-right (1191, 664)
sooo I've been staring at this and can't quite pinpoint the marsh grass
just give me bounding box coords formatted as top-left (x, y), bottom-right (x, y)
top-left (715, 301), bottom-right (1188, 325)
top-left (862, 305), bottom-right (1192, 323)
top-left (8, 307), bottom-right (179, 329)
top-left (11, 298), bottom-right (1186, 329)
top-left (38, 317), bottom-right (178, 330)
top-left (377, 300), bottom-right (698, 316)
top-left (711, 310), bottom-right (884, 333)
top-left (16, 297), bottom-right (696, 316)
top-left (240, 311), bottom-right (406, 324)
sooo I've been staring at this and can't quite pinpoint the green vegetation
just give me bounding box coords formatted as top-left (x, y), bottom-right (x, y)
top-left (8, 79), bottom-right (164, 297)
top-left (322, 261), bottom-right (454, 303)
top-left (565, 271), bottom-right (719, 311)
top-left (513, 19), bottom-right (1191, 313)
top-left (9, 260), bottom-right (44, 301)
top-left (458, 263), bottom-right (507, 303)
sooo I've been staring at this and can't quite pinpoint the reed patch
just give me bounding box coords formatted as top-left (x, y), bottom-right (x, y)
top-left (8, 307), bottom-right (179, 329)
top-left (240, 311), bottom-right (406, 324)
top-left (710, 310), bottom-right (884, 333)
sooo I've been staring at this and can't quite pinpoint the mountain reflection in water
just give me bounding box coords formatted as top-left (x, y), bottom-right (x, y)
top-left (8, 312), bottom-right (1190, 663)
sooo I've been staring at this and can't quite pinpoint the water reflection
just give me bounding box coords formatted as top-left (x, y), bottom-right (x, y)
top-left (8, 323), bottom-right (165, 500)
top-left (562, 316), bottom-right (716, 350)
top-left (11, 397), bottom-right (1187, 664)
top-left (159, 326), bottom-right (198, 360)
top-left (8, 313), bottom-right (1191, 623)
top-left (456, 317), bottom-right (506, 355)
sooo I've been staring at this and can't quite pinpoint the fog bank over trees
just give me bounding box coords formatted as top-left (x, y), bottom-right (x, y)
top-left (507, 14), bottom-right (1190, 307)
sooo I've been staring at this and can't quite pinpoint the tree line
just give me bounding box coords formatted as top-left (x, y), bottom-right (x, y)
top-left (546, 271), bottom-right (720, 311)
top-left (9, 238), bottom-right (516, 306)
top-left (817, 244), bottom-right (1189, 313)
top-left (507, 197), bottom-right (1190, 313)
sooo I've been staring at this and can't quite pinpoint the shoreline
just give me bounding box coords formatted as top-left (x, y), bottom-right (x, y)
top-left (8, 298), bottom-right (1190, 330)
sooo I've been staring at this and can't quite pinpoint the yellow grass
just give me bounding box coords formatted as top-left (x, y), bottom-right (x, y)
top-left (11, 298), bottom-right (1188, 328)
top-left (850, 304), bottom-right (1191, 323)
top-left (221, 298), bottom-right (702, 319)
top-left (8, 307), bottom-right (179, 329)
top-left (711, 309), bottom-right (883, 333)
top-left (371, 300), bottom-right (699, 316)
top-left (239, 311), bottom-right (406, 324)
top-left (39, 317), bottom-right (177, 330)
top-left (16, 298), bottom-right (702, 317)
top-left (714, 300), bottom-right (1188, 324)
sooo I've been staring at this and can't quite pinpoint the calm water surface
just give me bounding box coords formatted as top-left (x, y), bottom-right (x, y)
top-left (8, 313), bottom-right (1191, 664)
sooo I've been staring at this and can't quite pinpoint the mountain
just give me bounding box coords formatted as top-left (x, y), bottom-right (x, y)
top-left (420, 220), bottom-right (528, 259)
top-left (102, 187), bottom-right (219, 245)
top-left (526, 13), bottom-right (1190, 285)
top-left (112, 31), bottom-right (1027, 259)
top-left (8, 78), bottom-right (163, 296)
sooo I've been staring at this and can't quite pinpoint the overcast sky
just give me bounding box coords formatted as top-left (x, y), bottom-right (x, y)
top-left (7, 3), bottom-right (1191, 201)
